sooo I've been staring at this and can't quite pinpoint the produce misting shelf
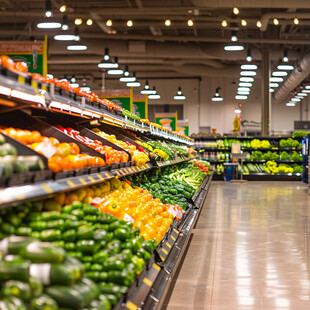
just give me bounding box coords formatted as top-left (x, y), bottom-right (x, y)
top-left (197, 147), bottom-right (302, 152)
top-left (122, 173), bottom-right (213, 310)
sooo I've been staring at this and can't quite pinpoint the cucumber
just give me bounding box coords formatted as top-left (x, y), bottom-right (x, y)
top-left (0, 260), bottom-right (30, 282)
top-left (0, 296), bottom-right (27, 310)
top-left (29, 277), bottom-right (43, 297)
top-left (1, 280), bottom-right (32, 302)
top-left (19, 242), bottom-right (66, 263)
top-left (0, 236), bottom-right (36, 255)
top-left (30, 294), bottom-right (59, 310)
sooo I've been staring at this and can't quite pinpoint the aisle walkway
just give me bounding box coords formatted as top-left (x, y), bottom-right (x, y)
top-left (165, 181), bottom-right (310, 310)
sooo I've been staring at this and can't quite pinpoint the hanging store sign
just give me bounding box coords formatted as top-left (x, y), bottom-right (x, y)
top-left (133, 94), bottom-right (148, 119)
top-left (155, 112), bottom-right (178, 132)
top-left (98, 89), bottom-right (133, 111)
top-left (177, 120), bottom-right (189, 136)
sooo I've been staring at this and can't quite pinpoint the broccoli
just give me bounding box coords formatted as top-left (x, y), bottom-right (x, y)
top-left (280, 151), bottom-right (290, 160)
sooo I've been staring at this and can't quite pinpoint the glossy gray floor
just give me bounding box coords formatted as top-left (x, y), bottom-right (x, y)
top-left (165, 181), bottom-right (310, 310)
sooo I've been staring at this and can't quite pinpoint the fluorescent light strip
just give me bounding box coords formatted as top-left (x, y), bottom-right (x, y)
top-left (241, 64), bottom-right (257, 70)
top-left (239, 82), bottom-right (252, 87)
top-left (272, 71), bottom-right (288, 77)
top-left (240, 77), bottom-right (254, 82)
top-left (235, 95), bottom-right (248, 99)
top-left (240, 71), bottom-right (256, 76)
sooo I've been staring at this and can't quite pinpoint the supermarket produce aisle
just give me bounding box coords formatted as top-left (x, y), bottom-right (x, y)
top-left (165, 181), bottom-right (310, 310)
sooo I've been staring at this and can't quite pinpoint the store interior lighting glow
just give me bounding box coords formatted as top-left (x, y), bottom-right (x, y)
top-left (273, 18), bottom-right (279, 25)
top-left (106, 20), bottom-right (112, 27)
top-left (60, 5), bottom-right (66, 12)
top-left (240, 77), bottom-right (254, 82)
top-left (246, 48), bottom-right (252, 62)
top-left (302, 90), bottom-right (310, 93)
top-left (234, 108), bottom-right (241, 113)
top-left (296, 96), bottom-right (304, 99)
top-left (123, 66), bottom-right (130, 76)
top-left (174, 87), bottom-right (186, 100)
top-left (270, 83), bottom-right (279, 87)
top-left (304, 85), bottom-right (310, 89)
top-left (126, 81), bottom-right (141, 87)
top-left (294, 17), bottom-right (299, 25)
top-left (187, 19), bottom-right (194, 26)
top-left (86, 19), bottom-right (93, 26)
top-left (222, 19), bottom-right (228, 27)
top-left (224, 45), bottom-right (244, 51)
top-left (37, 22), bottom-right (61, 29)
top-left (298, 92), bottom-right (307, 96)
top-left (240, 71), bottom-right (256, 76)
top-left (54, 34), bottom-right (78, 41)
top-left (103, 48), bottom-right (110, 61)
top-left (165, 19), bottom-right (171, 26)
top-left (283, 49), bottom-right (289, 62)
top-left (241, 19), bottom-right (247, 26)
top-left (272, 71), bottom-right (288, 77)
top-left (235, 95), bottom-right (247, 100)
top-left (107, 69), bottom-right (124, 75)
top-left (67, 44), bottom-right (87, 51)
top-left (98, 56), bottom-right (118, 69)
top-left (291, 98), bottom-right (301, 102)
top-left (269, 88), bottom-right (275, 92)
top-left (286, 102), bottom-right (296, 106)
top-left (241, 64), bottom-right (257, 70)
top-left (257, 20), bottom-right (262, 28)
top-left (277, 64), bottom-right (294, 70)
top-left (233, 7), bottom-right (239, 15)
top-left (71, 76), bottom-right (76, 83)
top-left (141, 81), bottom-right (154, 94)
top-left (148, 93), bottom-right (161, 99)
top-left (270, 77), bottom-right (284, 82)
top-left (239, 82), bottom-right (252, 87)
top-left (127, 20), bottom-right (133, 27)
top-left (74, 18), bottom-right (82, 25)
top-left (231, 31), bottom-right (238, 42)
top-left (238, 87), bottom-right (251, 92)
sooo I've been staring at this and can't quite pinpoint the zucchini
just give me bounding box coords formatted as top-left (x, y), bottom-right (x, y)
top-left (0, 260), bottom-right (30, 282)
top-left (0, 296), bottom-right (27, 310)
top-left (30, 294), bottom-right (59, 310)
top-left (29, 277), bottom-right (43, 297)
top-left (19, 242), bottom-right (65, 263)
top-left (0, 236), bottom-right (36, 255)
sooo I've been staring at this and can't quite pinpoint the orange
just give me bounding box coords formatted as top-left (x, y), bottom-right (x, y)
top-left (0, 55), bottom-right (15, 70)
top-left (49, 137), bottom-right (60, 146)
top-left (56, 143), bottom-right (71, 157)
top-left (69, 143), bottom-right (80, 155)
top-left (48, 156), bottom-right (63, 173)
top-left (32, 131), bottom-right (42, 143)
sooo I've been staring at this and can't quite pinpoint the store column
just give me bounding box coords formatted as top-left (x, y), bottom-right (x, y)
top-left (261, 44), bottom-right (271, 135)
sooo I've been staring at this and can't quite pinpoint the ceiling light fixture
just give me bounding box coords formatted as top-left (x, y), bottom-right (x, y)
top-left (107, 69), bottom-right (124, 75)
top-left (86, 19), bottom-right (93, 26)
top-left (240, 77), bottom-right (254, 82)
top-left (106, 20), bottom-right (112, 27)
top-left (270, 83), bottom-right (279, 87)
top-left (241, 64), bottom-right (257, 70)
top-left (277, 64), bottom-right (294, 70)
top-left (238, 87), bottom-right (251, 92)
top-left (283, 49), bottom-right (289, 62)
top-left (270, 77), bottom-right (284, 82)
top-left (62, 15), bottom-right (69, 30)
top-left (148, 87), bottom-right (160, 99)
top-left (257, 20), bottom-right (262, 28)
top-left (233, 7), bottom-right (239, 15)
top-left (120, 75), bottom-right (136, 82)
top-left (212, 87), bottom-right (223, 102)
top-left (222, 19), bottom-right (228, 27)
top-left (123, 66), bottom-right (130, 76)
top-left (240, 71), bottom-right (256, 76)
top-left (272, 71), bottom-right (288, 76)
top-left (165, 19), bottom-right (171, 26)
top-left (241, 19), bottom-right (247, 26)
top-left (38, 22), bottom-right (61, 29)
top-left (54, 34), bottom-right (78, 40)
top-left (174, 87), bottom-right (186, 100)
top-left (98, 56), bottom-right (118, 69)
top-left (286, 102), bottom-right (296, 106)
top-left (224, 45), bottom-right (244, 51)
top-left (141, 81), bottom-right (155, 94)
top-left (294, 17), bottom-right (299, 25)
top-left (246, 48), bottom-right (252, 62)
top-left (187, 19), bottom-right (194, 27)
top-left (127, 81), bottom-right (141, 87)
top-left (239, 82), bottom-right (252, 87)
top-left (127, 20), bottom-right (133, 27)
top-left (238, 91), bottom-right (250, 95)
top-left (59, 5), bottom-right (66, 13)
top-left (273, 18), bottom-right (279, 25)
top-left (269, 88), bottom-right (275, 93)
top-left (291, 98), bottom-right (301, 102)
top-left (305, 85), bottom-right (310, 89)
top-left (297, 92), bottom-right (307, 96)
top-left (302, 89), bottom-right (310, 93)
top-left (231, 31), bottom-right (238, 42)
top-left (67, 44), bottom-right (88, 51)
top-left (234, 108), bottom-right (241, 113)
top-left (235, 95), bottom-right (247, 99)
top-left (74, 18), bottom-right (82, 25)
top-left (71, 76), bottom-right (76, 83)
top-left (45, 0), bottom-right (52, 17)
top-left (104, 48), bottom-right (110, 61)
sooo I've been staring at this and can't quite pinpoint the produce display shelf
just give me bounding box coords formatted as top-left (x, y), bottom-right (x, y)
top-left (198, 147), bottom-right (302, 152)
top-left (191, 135), bottom-right (304, 141)
top-left (0, 163), bottom-right (153, 209)
top-left (121, 174), bottom-right (213, 310)
top-left (156, 156), bottom-right (197, 168)
top-left (243, 160), bottom-right (303, 164)
top-left (242, 173), bottom-right (301, 181)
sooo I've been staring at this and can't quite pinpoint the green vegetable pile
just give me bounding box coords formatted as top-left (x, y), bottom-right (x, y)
top-left (147, 141), bottom-right (175, 159)
top-left (122, 109), bottom-right (140, 120)
top-left (250, 139), bottom-right (271, 148)
top-left (0, 201), bottom-right (156, 309)
top-left (279, 138), bottom-right (300, 148)
top-left (292, 131), bottom-right (309, 138)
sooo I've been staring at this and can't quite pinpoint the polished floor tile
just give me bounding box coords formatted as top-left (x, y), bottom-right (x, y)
top-left (165, 182), bottom-right (310, 310)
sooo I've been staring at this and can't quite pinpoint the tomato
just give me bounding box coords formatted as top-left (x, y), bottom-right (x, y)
top-left (14, 61), bottom-right (28, 73)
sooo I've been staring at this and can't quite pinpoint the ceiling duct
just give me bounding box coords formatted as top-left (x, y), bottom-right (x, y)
top-left (273, 52), bottom-right (310, 103)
